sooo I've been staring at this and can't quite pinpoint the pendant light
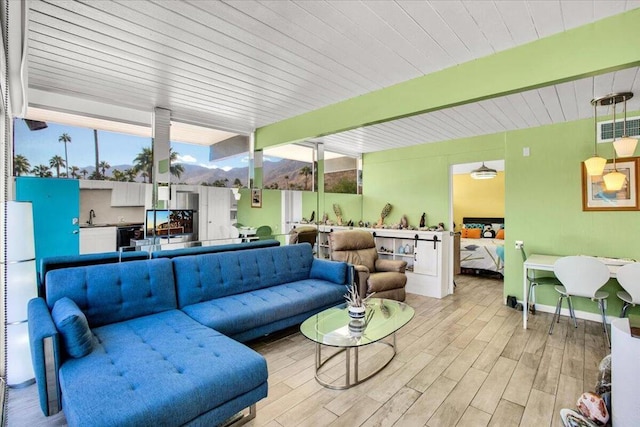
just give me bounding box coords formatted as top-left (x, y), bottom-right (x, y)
top-left (584, 100), bottom-right (607, 176)
top-left (613, 92), bottom-right (637, 157)
top-left (470, 162), bottom-right (497, 180)
top-left (603, 98), bottom-right (627, 191)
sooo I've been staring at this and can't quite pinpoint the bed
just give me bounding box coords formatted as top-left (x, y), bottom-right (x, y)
top-left (459, 217), bottom-right (505, 278)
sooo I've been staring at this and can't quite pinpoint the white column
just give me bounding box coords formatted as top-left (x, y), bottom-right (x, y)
top-left (2, 201), bottom-right (37, 386)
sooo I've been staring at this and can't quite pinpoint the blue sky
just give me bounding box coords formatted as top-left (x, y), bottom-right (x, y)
top-left (13, 119), bottom-right (249, 171)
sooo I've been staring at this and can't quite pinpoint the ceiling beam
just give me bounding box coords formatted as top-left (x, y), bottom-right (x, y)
top-left (256, 8), bottom-right (640, 150)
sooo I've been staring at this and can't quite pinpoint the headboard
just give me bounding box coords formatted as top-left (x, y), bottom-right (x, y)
top-left (462, 217), bottom-right (504, 228)
top-left (462, 217), bottom-right (504, 238)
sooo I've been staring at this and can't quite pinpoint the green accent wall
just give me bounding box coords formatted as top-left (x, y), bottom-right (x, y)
top-left (256, 9), bottom-right (640, 148)
top-left (361, 113), bottom-right (640, 317)
top-left (237, 189), bottom-right (281, 235)
top-left (322, 193), bottom-right (363, 225)
top-left (363, 134), bottom-right (504, 228)
top-left (503, 118), bottom-right (639, 317)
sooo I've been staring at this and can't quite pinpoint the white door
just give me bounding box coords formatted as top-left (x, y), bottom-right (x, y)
top-left (414, 239), bottom-right (439, 276)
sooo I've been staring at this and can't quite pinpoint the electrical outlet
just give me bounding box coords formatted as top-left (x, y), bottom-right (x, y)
top-left (515, 240), bottom-right (524, 249)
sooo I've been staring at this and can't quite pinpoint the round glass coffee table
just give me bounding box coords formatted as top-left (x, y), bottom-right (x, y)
top-left (300, 298), bottom-right (414, 390)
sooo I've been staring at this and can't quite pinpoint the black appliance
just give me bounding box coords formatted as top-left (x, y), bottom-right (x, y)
top-left (117, 224), bottom-right (144, 249)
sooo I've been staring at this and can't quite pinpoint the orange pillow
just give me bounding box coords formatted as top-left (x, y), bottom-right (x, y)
top-left (463, 228), bottom-right (482, 239)
top-left (496, 229), bottom-right (505, 239)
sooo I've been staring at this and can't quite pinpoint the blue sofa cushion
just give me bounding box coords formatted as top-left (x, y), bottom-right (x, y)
top-left (310, 258), bottom-right (348, 284)
top-left (181, 279), bottom-right (345, 336)
top-left (59, 310), bottom-right (268, 427)
top-left (51, 297), bottom-right (93, 358)
top-left (173, 244), bottom-right (315, 307)
top-left (46, 258), bottom-right (177, 327)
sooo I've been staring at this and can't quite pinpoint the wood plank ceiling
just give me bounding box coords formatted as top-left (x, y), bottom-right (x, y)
top-left (26, 0), bottom-right (640, 156)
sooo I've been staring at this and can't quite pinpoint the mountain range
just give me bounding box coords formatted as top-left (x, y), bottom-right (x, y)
top-left (75, 159), bottom-right (313, 188)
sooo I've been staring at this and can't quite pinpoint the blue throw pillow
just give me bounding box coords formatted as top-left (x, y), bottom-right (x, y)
top-left (310, 259), bottom-right (347, 284)
top-left (51, 297), bottom-right (94, 358)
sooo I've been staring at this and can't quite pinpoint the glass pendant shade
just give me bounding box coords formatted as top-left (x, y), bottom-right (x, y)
top-left (603, 170), bottom-right (626, 191)
top-left (470, 163), bottom-right (497, 180)
top-left (613, 136), bottom-right (638, 158)
top-left (584, 156), bottom-right (607, 176)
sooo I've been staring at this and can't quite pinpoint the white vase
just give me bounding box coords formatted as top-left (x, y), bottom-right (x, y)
top-left (348, 305), bottom-right (366, 319)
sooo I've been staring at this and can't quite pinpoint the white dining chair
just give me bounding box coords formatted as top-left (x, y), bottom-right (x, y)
top-left (615, 262), bottom-right (640, 318)
top-left (550, 256), bottom-right (610, 344)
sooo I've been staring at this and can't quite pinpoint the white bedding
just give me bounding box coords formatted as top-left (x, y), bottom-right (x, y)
top-left (460, 238), bottom-right (504, 274)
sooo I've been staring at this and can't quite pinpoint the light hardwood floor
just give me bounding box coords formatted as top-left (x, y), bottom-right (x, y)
top-left (7, 275), bottom-right (608, 426)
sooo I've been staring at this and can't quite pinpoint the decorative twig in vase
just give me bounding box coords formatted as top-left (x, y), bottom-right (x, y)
top-left (344, 283), bottom-right (375, 319)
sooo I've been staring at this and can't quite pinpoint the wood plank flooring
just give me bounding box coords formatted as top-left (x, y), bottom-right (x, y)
top-left (7, 275), bottom-right (608, 426)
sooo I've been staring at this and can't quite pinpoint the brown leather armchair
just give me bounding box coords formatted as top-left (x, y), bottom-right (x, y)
top-left (329, 230), bottom-right (407, 302)
top-left (288, 226), bottom-right (317, 247)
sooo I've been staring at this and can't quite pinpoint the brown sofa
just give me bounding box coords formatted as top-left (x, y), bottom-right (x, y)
top-left (329, 230), bottom-right (407, 301)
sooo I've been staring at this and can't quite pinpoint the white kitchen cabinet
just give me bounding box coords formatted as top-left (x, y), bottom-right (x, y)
top-left (79, 227), bottom-right (117, 254)
top-left (111, 182), bottom-right (145, 206)
top-left (79, 179), bottom-right (113, 190)
top-left (313, 225), bottom-right (452, 299)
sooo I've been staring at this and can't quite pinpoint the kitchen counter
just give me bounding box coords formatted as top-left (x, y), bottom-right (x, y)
top-left (80, 222), bottom-right (143, 228)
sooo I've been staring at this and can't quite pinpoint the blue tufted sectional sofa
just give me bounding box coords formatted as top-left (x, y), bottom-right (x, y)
top-left (28, 243), bottom-right (348, 426)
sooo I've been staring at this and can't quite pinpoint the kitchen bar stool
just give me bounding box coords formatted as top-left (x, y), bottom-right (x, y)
top-left (550, 256), bottom-right (610, 345)
top-left (615, 262), bottom-right (640, 318)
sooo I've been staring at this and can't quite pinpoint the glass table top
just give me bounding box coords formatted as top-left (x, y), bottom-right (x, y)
top-left (300, 298), bottom-right (415, 348)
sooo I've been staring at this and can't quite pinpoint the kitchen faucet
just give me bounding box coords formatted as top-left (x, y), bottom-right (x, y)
top-left (88, 209), bottom-right (96, 225)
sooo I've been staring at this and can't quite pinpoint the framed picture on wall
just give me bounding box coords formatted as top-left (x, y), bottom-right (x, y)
top-left (251, 188), bottom-right (262, 208)
top-left (582, 158), bottom-right (638, 211)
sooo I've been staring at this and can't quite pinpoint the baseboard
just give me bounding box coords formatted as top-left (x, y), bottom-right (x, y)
top-left (523, 301), bottom-right (612, 324)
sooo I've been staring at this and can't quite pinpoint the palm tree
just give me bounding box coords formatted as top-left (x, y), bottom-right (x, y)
top-left (233, 178), bottom-right (242, 188)
top-left (133, 146), bottom-right (184, 184)
top-left (125, 168), bottom-right (137, 182)
top-left (69, 166), bottom-right (80, 179)
top-left (300, 165), bottom-right (313, 190)
top-left (80, 169), bottom-right (88, 179)
top-left (170, 149), bottom-right (184, 180)
top-left (49, 155), bottom-right (66, 177)
top-left (31, 164), bottom-right (52, 177)
top-left (111, 169), bottom-right (127, 181)
top-left (93, 129), bottom-right (100, 179)
top-left (133, 147), bottom-right (153, 183)
top-left (284, 175), bottom-right (290, 189)
top-left (13, 154), bottom-right (30, 176)
top-left (99, 160), bottom-right (111, 177)
top-left (58, 133), bottom-right (71, 178)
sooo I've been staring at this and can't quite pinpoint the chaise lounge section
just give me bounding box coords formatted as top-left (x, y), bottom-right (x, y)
top-left (28, 243), bottom-right (349, 426)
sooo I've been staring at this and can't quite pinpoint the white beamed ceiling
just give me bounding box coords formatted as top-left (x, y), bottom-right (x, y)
top-left (26, 0), bottom-right (640, 156)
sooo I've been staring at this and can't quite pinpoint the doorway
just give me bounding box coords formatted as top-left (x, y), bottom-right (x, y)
top-left (449, 160), bottom-right (506, 285)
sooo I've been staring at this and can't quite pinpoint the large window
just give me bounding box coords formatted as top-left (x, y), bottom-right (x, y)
top-left (262, 143), bottom-right (358, 193)
top-left (13, 119), bottom-right (248, 187)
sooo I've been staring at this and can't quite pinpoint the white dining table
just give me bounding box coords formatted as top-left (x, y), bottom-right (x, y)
top-left (522, 254), bottom-right (630, 329)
